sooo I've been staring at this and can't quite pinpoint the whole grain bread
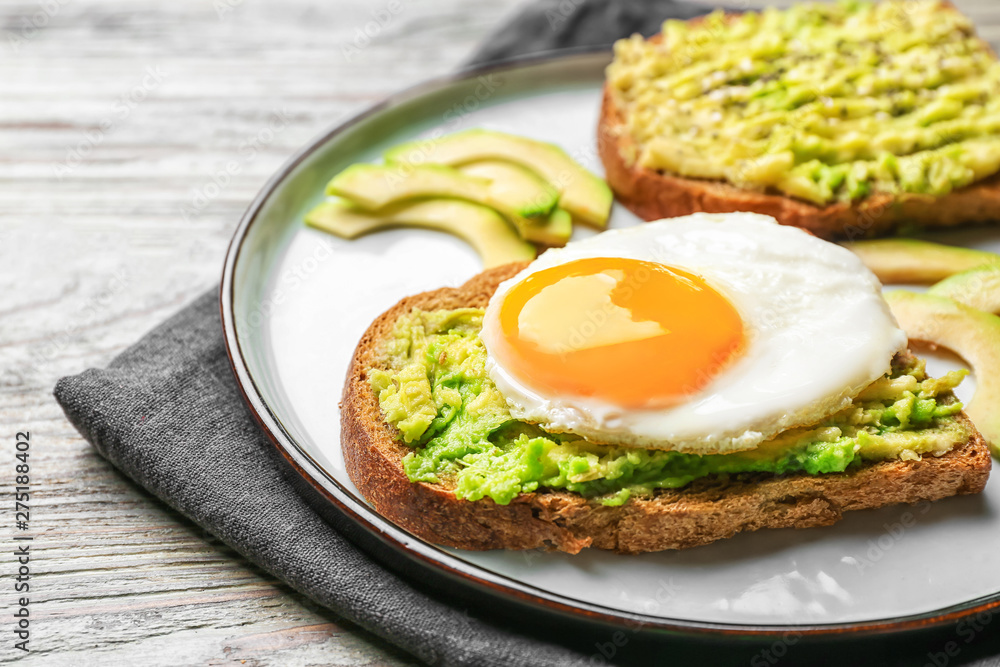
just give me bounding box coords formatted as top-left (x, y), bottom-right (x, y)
top-left (340, 264), bottom-right (992, 554)
top-left (597, 14), bottom-right (1000, 241)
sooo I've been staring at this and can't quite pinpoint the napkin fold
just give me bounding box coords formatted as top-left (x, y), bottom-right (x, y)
top-left (55, 1), bottom-right (1000, 665)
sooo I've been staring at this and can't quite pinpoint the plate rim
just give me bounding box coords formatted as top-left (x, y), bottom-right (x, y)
top-left (219, 49), bottom-right (1000, 640)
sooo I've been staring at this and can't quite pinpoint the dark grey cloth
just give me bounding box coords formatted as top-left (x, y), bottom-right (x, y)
top-left (55, 292), bottom-right (584, 667)
top-left (466, 0), bottom-right (718, 65)
top-left (54, 2), bottom-right (1000, 666)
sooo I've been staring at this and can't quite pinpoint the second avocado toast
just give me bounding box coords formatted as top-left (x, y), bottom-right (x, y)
top-left (600, 0), bottom-right (1000, 238)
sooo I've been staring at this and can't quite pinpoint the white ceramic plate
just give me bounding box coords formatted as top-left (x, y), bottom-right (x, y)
top-left (221, 51), bottom-right (1000, 636)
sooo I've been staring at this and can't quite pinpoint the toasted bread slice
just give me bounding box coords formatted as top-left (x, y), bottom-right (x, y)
top-left (597, 12), bottom-right (1000, 241)
top-left (341, 264), bottom-right (991, 554)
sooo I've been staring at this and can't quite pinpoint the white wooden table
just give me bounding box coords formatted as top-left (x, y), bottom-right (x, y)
top-left (3, 0), bottom-right (998, 664)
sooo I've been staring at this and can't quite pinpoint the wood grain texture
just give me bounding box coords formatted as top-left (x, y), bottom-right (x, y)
top-left (0, 0), bottom-right (523, 664)
top-left (2, 0), bottom-right (999, 665)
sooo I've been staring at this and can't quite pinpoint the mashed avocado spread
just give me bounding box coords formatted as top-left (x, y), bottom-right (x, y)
top-left (606, 0), bottom-right (1000, 204)
top-left (370, 309), bottom-right (970, 506)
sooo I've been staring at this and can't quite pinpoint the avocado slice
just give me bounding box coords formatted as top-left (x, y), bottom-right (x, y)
top-left (305, 198), bottom-right (536, 269)
top-left (456, 160), bottom-right (559, 219)
top-left (885, 290), bottom-right (1000, 455)
top-left (327, 163), bottom-right (569, 245)
top-left (843, 239), bottom-right (1000, 284)
top-left (327, 163), bottom-right (489, 210)
top-left (384, 129), bottom-right (613, 228)
top-left (929, 264), bottom-right (1000, 314)
top-left (455, 159), bottom-right (571, 245)
top-left (524, 207), bottom-right (572, 246)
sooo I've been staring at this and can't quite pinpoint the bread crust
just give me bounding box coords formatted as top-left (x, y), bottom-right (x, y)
top-left (341, 265), bottom-right (991, 554)
top-left (597, 17), bottom-right (1000, 241)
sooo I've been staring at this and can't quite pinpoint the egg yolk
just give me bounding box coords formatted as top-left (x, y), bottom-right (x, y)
top-left (497, 257), bottom-right (745, 408)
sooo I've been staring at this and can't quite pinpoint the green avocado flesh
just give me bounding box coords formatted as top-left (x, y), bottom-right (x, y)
top-left (606, 0), bottom-right (1000, 204)
top-left (370, 309), bottom-right (970, 507)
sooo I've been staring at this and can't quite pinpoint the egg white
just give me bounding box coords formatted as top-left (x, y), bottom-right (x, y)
top-left (478, 212), bottom-right (908, 453)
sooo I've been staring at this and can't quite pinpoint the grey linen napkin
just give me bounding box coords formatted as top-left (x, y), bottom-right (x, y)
top-left (54, 2), bottom-right (1000, 666)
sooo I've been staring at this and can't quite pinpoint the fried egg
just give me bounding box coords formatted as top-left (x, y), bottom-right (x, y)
top-left (479, 212), bottom-right (908, 453)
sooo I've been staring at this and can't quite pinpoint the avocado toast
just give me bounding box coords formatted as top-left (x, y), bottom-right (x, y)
top-left (599, 1), bottom-right (1000, 239)
top-left (341, 263), bottom-right (991, 555)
